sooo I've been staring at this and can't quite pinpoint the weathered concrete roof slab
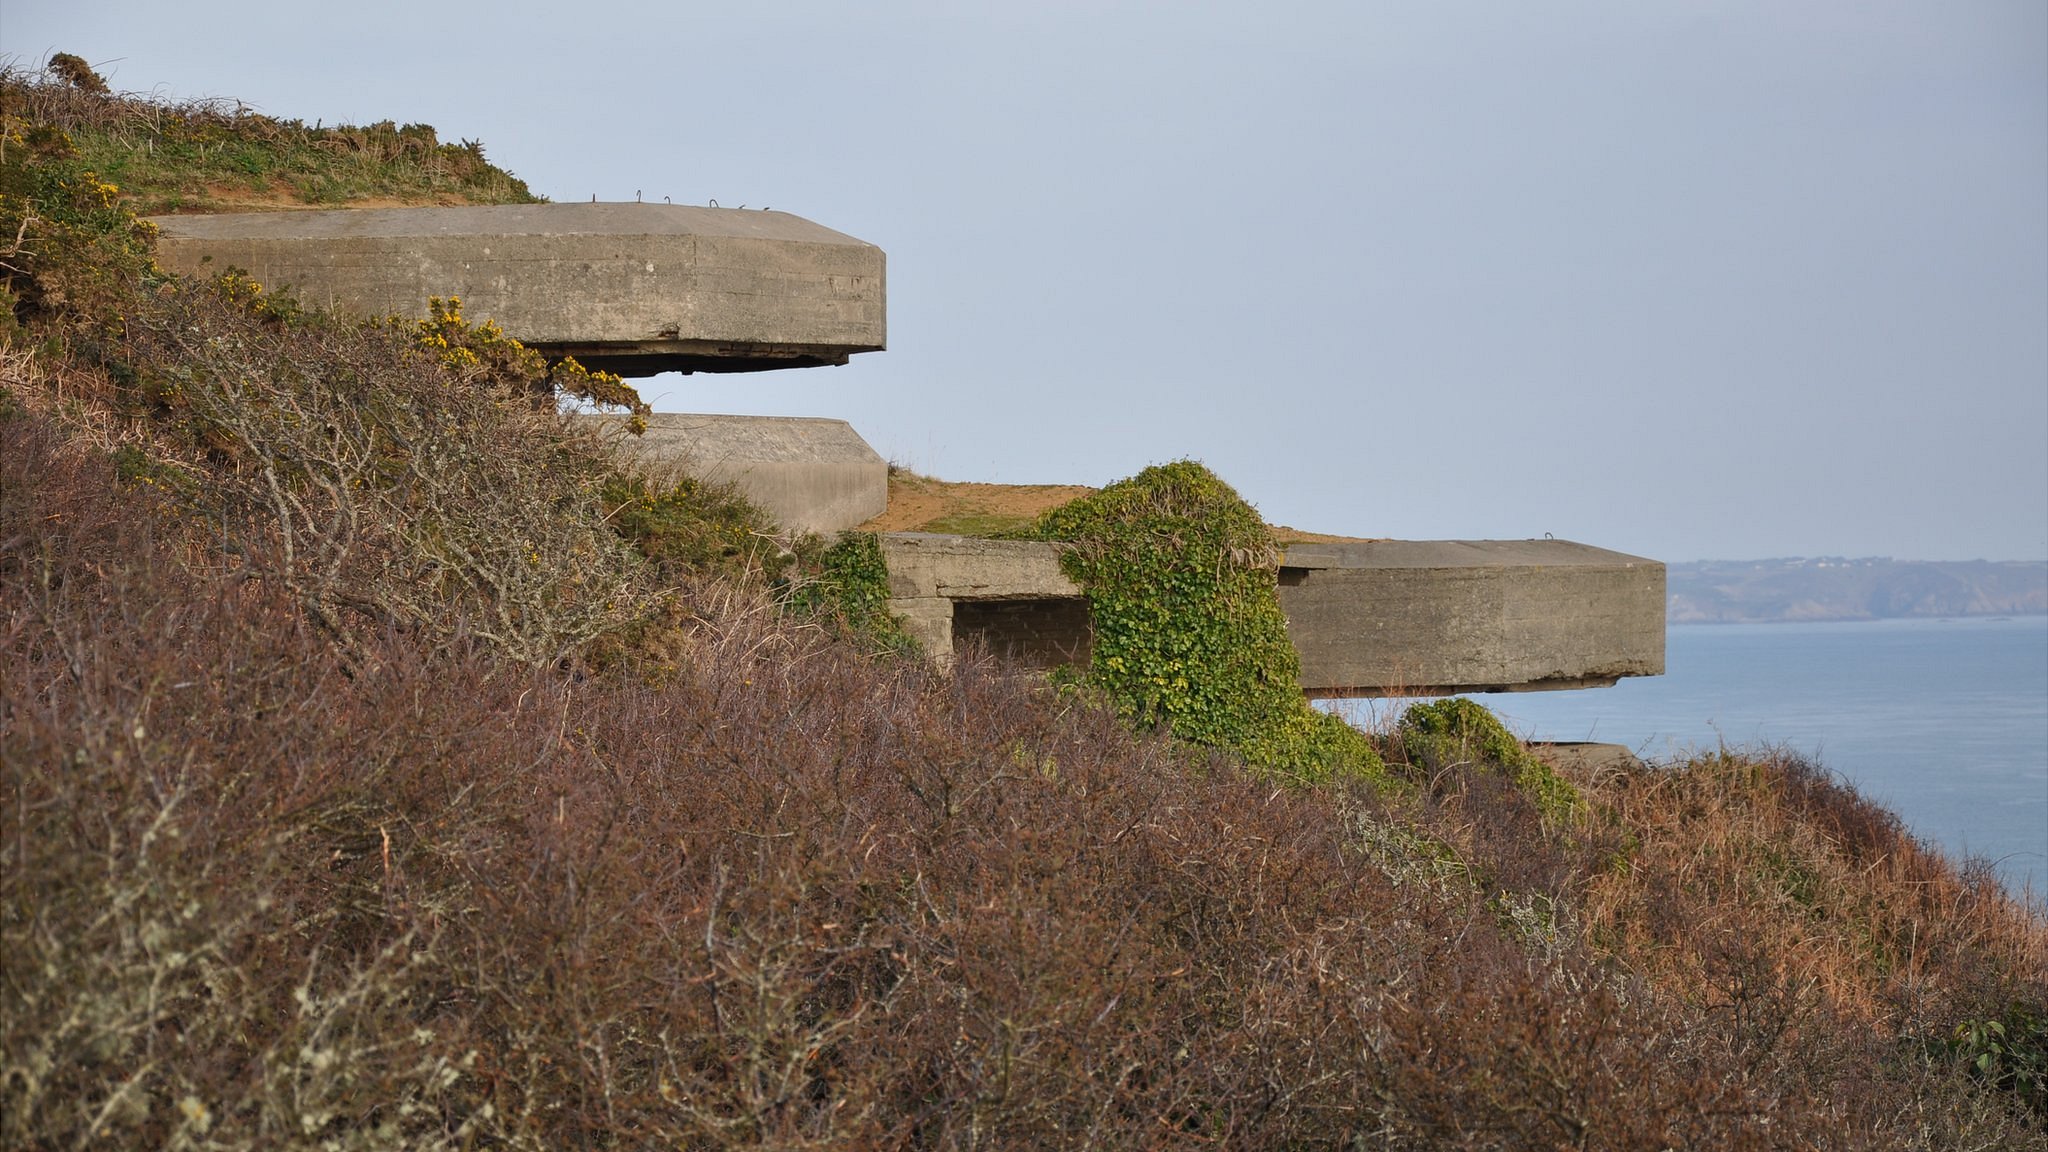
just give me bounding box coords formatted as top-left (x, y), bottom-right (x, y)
top-left (1280, 538), bottom-right (1656, 571)
top-left (148, 203), bottom-right (885, 377)
top-left (1530, 742), bottom-right (1647, 777)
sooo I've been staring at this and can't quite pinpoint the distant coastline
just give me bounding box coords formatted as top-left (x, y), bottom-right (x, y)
top-left (1668, 558), bottom-right (2048, 625)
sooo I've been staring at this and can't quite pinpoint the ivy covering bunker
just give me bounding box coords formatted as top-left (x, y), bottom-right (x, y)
top-left (1031, 460), bottom-right (1387, 785)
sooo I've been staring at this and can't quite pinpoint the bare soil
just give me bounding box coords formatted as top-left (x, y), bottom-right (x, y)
top-left (856, 471), bottom-right (1094, 536)
top-left (857, 469), bottom-right (1379, 544)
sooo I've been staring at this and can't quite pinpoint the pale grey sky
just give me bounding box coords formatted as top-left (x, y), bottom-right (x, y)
top-left (6, 1), bottom-right (2044, 561)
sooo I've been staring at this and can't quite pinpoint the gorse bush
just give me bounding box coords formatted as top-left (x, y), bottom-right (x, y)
top-left (599, 469), bottom-right (784, 588)
top-left (0, 115), bottom-right (161, 323)
top-left (46, 52), bottom-right (110, 95)
top-left (1034, 460), bottom-right (1386, 784)
top-left (403, 295), bottom-right (647, 422)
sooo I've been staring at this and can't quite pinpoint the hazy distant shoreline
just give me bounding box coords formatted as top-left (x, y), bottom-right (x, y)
top-left (1668, 558), bottom-right (2048, 625)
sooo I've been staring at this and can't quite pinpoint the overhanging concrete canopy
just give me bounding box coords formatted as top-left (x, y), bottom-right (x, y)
top-left (1278, 539), bottom-right (1665, 697)
top-left (147, 203), bottom-right (885, 377)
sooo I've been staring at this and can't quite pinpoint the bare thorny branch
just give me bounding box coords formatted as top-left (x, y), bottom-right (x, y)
top-left (117, 289), bottom-right (654, 668)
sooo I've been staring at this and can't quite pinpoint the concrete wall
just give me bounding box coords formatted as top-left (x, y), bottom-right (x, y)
top-left (148, 203), bottom-right (885, 376)
top-left (876, 534), bottom-right (1082, 668)
top-left (878, 534), bottom-right (1079, 601)
top-left (583, 413), bottom-right (886, 535)
top-left (1278, 540), bottom-right (1665, 697)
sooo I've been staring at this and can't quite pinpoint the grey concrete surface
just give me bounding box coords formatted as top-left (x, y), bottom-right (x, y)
top-left (887, 596), bottom-right (959, 665)
top-left (147, 203), bottom-right (885, 376)
top-left (878, 534), bottom-right (1079, 601)
top-left (583, 413), bottom-right (886, 535)
top-left (1278, 540), bottom-right (1665, 697)
top-left (877, 533), bottom-right (1665, 694)
top-left (1529, 742), bottom-right (1647, 780)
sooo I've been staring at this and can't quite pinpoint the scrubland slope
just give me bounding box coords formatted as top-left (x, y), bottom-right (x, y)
top-left (4, 58), bottom-right (2044, 1149)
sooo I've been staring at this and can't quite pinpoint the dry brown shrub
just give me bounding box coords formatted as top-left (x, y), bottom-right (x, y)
top-left (1570, 749), bottom-right (2046, 1027)
top-left (1, 56), bottom-right (256, 140)
top-left (7, 408), bottom-right (2045, 1148)
top-left (63, 281), bottom-right (658, 667)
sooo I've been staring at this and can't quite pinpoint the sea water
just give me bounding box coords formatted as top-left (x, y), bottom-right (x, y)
top-left (1333, 616), bottom-right (2048, 899)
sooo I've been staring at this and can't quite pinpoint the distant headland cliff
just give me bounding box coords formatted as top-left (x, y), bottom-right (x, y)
top-left (1669, 557), bottom-right (2048, 624)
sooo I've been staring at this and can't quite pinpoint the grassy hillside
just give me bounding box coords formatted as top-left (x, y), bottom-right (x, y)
top-left (5, 55), bottom-right (540, 214)
top-left (4, 57), bottom-right (2046, 1149)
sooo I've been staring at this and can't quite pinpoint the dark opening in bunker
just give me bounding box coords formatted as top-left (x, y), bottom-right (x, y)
top-left (952, 598), bottom-right (1093, 671)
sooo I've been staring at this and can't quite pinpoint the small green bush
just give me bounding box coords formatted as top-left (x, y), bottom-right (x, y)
top-left (600, 470), bottom-right (784, 587)
top-left (1399, 697), bottom-right (1584, 824)
top-left (1952, 1003), bottom-right (2048, 1117)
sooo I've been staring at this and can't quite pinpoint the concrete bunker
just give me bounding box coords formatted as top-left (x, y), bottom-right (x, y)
top-left (875, 534), bottom-right (1085, 671)
top-left (146, 196), bottom-right (1666, 696)
top-left (147, 203), bottom-right (886, 377)
top-left (878, 532), bottom-right (1665, 696)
